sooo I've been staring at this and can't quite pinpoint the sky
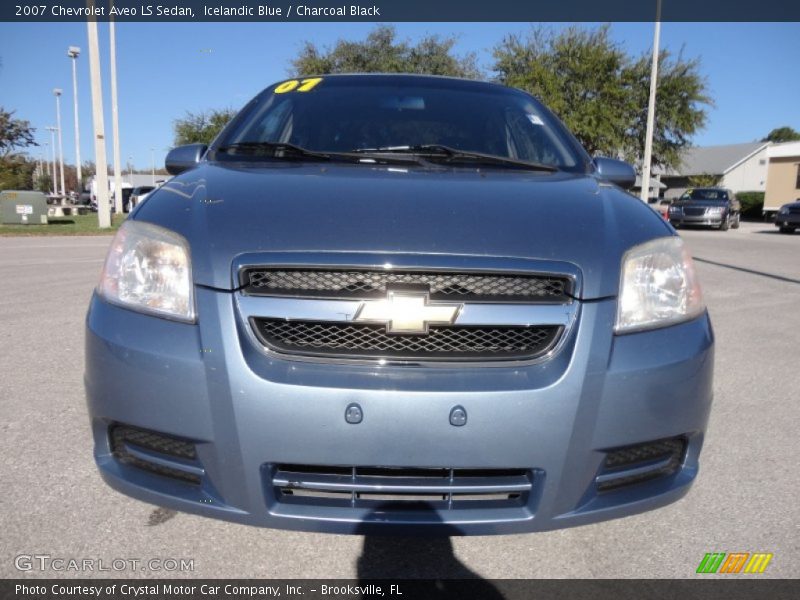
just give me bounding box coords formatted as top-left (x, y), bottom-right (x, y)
top-left (1, 21), bottom-right (798, 170)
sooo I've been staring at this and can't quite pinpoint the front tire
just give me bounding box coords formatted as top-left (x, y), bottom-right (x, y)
top-left (719, 216), bottom-right (730, 232)
top-left (779, 226), bottom-right (796, 234)
top-left (731, 214), bottom-right (740, 229)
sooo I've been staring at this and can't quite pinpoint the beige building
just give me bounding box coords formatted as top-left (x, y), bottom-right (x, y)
top-left (763, 141), bottom-right (800, 216)
top-left (660, 142), bottom-right (770, 200)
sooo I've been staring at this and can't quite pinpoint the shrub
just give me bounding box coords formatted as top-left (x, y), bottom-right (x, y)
top-left (737, 191), bottom-right (765, 218)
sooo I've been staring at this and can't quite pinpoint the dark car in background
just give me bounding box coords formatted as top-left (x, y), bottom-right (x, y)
top-left (668, 187), bottom-right (741, 231)
top-left (775, 200), bottom-right (800, 233)
top-left (85, 74), bottom-right (713, 535)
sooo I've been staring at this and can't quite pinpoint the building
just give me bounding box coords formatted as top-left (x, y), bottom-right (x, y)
top-left (763, 141), bottom-right (800, 216)
top-left (660, 142), bottom-right (770, 199)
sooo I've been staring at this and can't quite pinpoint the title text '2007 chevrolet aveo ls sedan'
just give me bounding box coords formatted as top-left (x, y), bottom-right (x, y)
top-left (85, 75), bottom-right (714, 535)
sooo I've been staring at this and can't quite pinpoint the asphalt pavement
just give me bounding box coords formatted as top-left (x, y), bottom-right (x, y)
top-left (0, 221), bottom-right (797, 579)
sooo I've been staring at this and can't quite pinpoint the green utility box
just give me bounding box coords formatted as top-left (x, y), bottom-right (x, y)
top-left (0, 190), bottom-right (49, 225)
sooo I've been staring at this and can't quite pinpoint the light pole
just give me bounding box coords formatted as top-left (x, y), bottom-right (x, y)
top-left (45, 126), bottom-right (57, 195)
top-left (639, 0), bottom-right (662, 203)
top-left (53, 88), bottom-right (66, 197)
top-left (68, 46), bottom-right (82, 192)
top-left (87, 19), bottom-right (111, 228)
top-left (109, 20), bottom-right (123, 214)
top-left (150, 147), bottom-right (155, 185)
top-left (127, 156), bottom-right (133, 181)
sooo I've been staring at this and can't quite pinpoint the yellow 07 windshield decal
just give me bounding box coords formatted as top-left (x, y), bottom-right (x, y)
top-left (274, 78), bottom-right (323, 94)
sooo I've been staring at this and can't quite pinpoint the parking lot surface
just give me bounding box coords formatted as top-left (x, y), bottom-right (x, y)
top-left (1, 221), bottom-right (797, 578)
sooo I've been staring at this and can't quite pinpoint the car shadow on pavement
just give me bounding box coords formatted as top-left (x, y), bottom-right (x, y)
top-left (752, 229), bottom-right (798, 235)
top-left (355, 506), bottom-right (505, 598)
top-left (692, 257), bottom-right (800, 285)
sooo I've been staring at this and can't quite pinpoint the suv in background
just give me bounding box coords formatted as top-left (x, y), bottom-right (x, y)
top-left (669, 188), bottom-right (741, 231)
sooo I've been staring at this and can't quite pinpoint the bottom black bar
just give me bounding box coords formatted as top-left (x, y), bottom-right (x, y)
top-left (2, 579), bottom-right (798, 600)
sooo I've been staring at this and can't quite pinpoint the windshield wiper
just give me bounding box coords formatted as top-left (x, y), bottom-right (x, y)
top-left (350, 144), bottom-right (558, 172)
top-left (216, 141), bottom-right (427, 166)
top-left (216, 141), bottom-right (335, 161)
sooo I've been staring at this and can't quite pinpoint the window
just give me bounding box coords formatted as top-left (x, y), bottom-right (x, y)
top-left (795, 164), bottom-right (800, 189)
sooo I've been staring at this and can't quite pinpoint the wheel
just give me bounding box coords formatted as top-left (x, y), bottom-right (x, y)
top-left (719, 216), bottom-right (729, 231)
top-left (670, 221), bottom-right (680, 229)
top-left (731, 214), bottom-right (740, 229)
top-left (779, 226), bottom-right (796, 234)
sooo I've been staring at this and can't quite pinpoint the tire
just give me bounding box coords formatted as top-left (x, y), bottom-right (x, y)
top-left (731, 214), bottom-right (740, 229)
top-left (719, 216), bottom-right (729, 232)
top-left (779, 226), bottom-right (796, 234)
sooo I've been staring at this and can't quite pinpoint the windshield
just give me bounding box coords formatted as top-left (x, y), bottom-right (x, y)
top-left (214, 76), bottom-right (589, 171)
top-left (681, 189), bottom-right (729, 201)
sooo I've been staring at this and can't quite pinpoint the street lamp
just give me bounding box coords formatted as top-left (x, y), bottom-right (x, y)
top-left (45, 126), bottom-right (57, 195)
top-left (67, 46), bottom-right (82, 192)
top-left (53, 88), bottom-right (66, 198)
top-left (127, 156), bottom-right (133, 180)
top-left (150, 147), bottom-right (155, 185)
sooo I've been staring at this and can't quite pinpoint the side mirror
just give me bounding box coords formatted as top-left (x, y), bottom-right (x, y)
top-left (593, 157), bottom-right (636, 189)
top-left (165, 143), bottom-right (207, 175)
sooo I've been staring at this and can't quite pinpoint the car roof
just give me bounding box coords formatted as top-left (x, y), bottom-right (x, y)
top-left (272, 73), bottom-right (517, 95)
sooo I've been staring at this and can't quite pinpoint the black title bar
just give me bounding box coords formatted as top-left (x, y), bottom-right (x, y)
top-left (4, 0), bottom-right (800, 22)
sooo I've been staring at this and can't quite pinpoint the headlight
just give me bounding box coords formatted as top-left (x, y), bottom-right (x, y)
top-left (615, 237), bottom-right (704, 333)
top-left (668, 206), bottom-right (679, 213)
top-left (779, 206), bottom-right (790, 215)
top-left (98, 220), bottom-right (195, 322)
top-left (706, 206), bottom-right (724, 214)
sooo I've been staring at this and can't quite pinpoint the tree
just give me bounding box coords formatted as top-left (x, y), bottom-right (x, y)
top-left (493, 26), bottom-right (711, 170)
top-left (173, 108), bottom-right (237, 146)
top-left (36, 173), bottom-right (53, 194)
top-left (0, 107), bottom-right (38, 190)
top-left (687, 173), bottom-right (721, 187)
top-left (0, 155), bottom-right (36, 190)
top-left (291, 25), bottom-right (481, 79)
top-left (762, 126), bottom-right (800, 143)
top-left (0, 107), bottom-right (37, 157)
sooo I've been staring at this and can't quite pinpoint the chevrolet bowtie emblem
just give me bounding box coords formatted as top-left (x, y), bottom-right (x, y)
top-left (354, 292), bottom-right (462, 334)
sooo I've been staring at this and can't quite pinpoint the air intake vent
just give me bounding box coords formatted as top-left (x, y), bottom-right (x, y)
top-left (596, 437), bottom-right (686, 492)
top-left (110, 425), bottom-right (201, 485)
top-left (271, 465), bottom-right (533, 510)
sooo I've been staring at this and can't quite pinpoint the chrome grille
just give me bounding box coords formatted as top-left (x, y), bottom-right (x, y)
top-left (251, 318), bottom-right (561, 361)
top-left (243, 268), bottom-right (572, 302)
top-left (271, 465), bottom-right (533, 510)
top-left (683, 207), bottom-right (707, 217)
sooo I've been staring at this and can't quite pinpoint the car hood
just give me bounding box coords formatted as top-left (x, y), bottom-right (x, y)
top-left (133, 162), bottom-right (672, 299)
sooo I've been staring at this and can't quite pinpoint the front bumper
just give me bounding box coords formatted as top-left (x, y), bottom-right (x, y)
top-left (85, 288), bottom-right (714, 535)
top-left (775, 213), bottom-right (800, 228)
top-left (669, 213), bottom-right (724, 227)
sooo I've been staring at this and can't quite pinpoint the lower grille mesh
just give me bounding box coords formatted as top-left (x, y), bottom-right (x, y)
top-left (252, 319), bottom-right (561, 361)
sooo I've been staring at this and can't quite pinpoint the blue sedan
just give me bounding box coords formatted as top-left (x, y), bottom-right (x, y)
top-left (85, 75), bottom-right (713, 534)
